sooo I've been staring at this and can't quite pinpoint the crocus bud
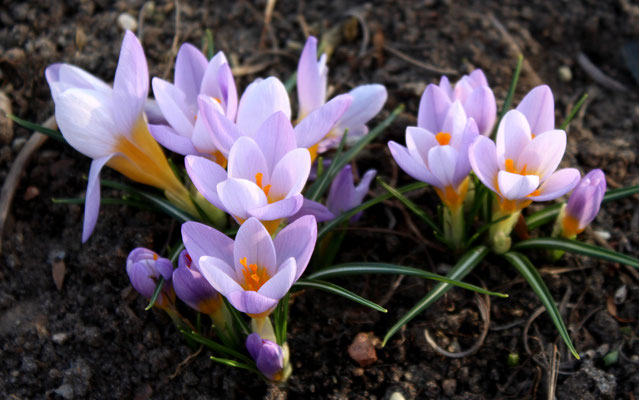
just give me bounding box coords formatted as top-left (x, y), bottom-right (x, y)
top-left (246, 333), bottom-right (288, 381)
top-left (327, 165), bottom-right (376, 222)
top-left (560, 169), bottom-right (606, 238)
top-left (172, 250), bottom-right (223, 315)
top-left (126, 248), bottom-right (175, 309)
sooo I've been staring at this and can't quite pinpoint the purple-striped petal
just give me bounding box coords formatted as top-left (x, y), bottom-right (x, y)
top-left (174, 43), bottom-right (208, 102)
top-left (113, 31), bottom-right (148, 131)
top-left (268, 148), bottom-right (311, 200)
top-left (181, 221), bottom-right (235, 269)
top-left (295, 94), bottom-right (352, 149)
top-left (528, 168), bottom-right (580, 201)
top-left (237, 77), bottom-right (291, 136)
top-left (199, 256), bottom-right (244, 295)
top-left (388, 141), bottom-right (441, 187)
top-left (185, 155), bottom-right (228, 210)
top-left (227, 290), bottom-right (279, 315)
top-left (198, 95), bottom-right (243, 157)
top-left (452, 118), bottom-right (479, 187)
top-left (258, 257), bottom-right (296, 300)
top-left (469, 136), bottom-right (499, 193)
top-left (297, 36), bottom-right (326, 118)
top-left (405, 126), bottom-right (439, 166)
top-left (496, 110), bottom-right (532, 164)
top-left (152, 77), bottom-right (194, 137)
top-left (428, 145), bottom-right (458, 188)
top-left (149, 124), bottom-right (199, 155)
top-left (82, 155), bottom-right (113, 242)
top-left (516, 85), bottom-right (555, 134)
top-left (463, 86), bottom-right (496, 136)
top-left (227, 136), bottom-right (268, 182)
top-left (418, 84), bottom-right (452, 133)
top-left (335, 84), bottom-right (387, 134)
top-left (517, 129), bottom-right (566, 182)
top-left (217, 178), bottom-right (268, 221)
top-left (273, 215), bottom-right (317, 280)
top-left (234, 217), bottom-right (277, 276)
top-left (253, 112), bottom-right (297, 172)
top-left (248, 194), bottom-right (304, 221)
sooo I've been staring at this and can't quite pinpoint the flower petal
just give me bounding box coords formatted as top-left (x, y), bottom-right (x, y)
top-left (273, 215), bottom-right (317, 280)
top-left (388, 141), bottom-right (441, 187)
top-left (517, 129), bottom-right (566, 181)
top-left (199, 256), bottom-right (244, 295)
top-left (149, 124), bottom-right (198, 155)
top-left (234, 217), bottom-right (277, 276)
top-left (295, 94), bottom-right (352, 149)
top-left (497, 171), bottom-right (540, 200)
top-left (113, 30), bottom-right (148, 131)
top-left (181, 221), bottom-right (235, 269)
top-left (287, 198), bottom-right (334, 223)
top-left (268, 148), bottom-right (311, 200)
top-left (418, 84), bottom-right (451, 133)
top-left (496, 110), bottom-right (532, 164)
top-left (469, 69), bottom-right (489, 88)
top-left (463, 86), bottom-right (496, 136)
top-left (469, 136), bottom-right (499, 193)
top-left (452, 119), bottom-right (479, 187)
top-left (185, 155), bottom-right (228, 210)
top-left (516, 85), bottom-right (555, 134)
top-left (428, 145), bottom-right (459, 188)
top-left (406, 126), bottom-right (439, 166)
top-left (152, 77), bottom-right (194, 137)
top-left (258, 257), bottom-right (296, 300)
top-left (253, 112), bottom-right (297, 172)
top-left (174, 42), bottom-right (208, 102)
top-left (46, 63), bottom-right (110, 99)
top-left (248, 194), bottom-right (304, 221)
top-left (438, 75), bottom-right (453, 99)
top-left (334, 84), bottom-right (387, 134)
top-left (82, 155), bottom-right (113, 242)
top-left (227, 290), bottom-right (278, 315)
top-left (190, 110), bottom-right (219, 154)
top-left (227, 136), bottom-right (268, 182)
top-left (198, 95), bottom-right (243, 157)
top-left (236, 77), bottom-right (291, 136)
top-left (297, 36), bottom-right (326, 118)
top-left (441, 100), bottom-right (467, 139)
top-left (217, 178), bottom-right (268, 221)
top-left (528, 168), bottom-right (580, 201)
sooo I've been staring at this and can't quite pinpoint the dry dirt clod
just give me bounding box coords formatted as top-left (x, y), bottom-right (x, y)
top-left (23, 186), bottom-right (39, 201)
top-left (0, 91), bottom-right (13, 144)
top-left (348, 332), bottom-right (380, 367)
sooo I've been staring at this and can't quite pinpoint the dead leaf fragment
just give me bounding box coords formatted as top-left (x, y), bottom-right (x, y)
top-left (0, 91), bottom-right (13, 144)
top-left (348, 332), bottom-right (379, 367)
top-left (52, 259), bottom-right (66, 291)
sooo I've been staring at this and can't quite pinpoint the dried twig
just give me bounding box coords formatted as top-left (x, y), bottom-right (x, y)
top-left (0, 116), bottom-right (55, 254)
top-left (162, 0), bottom-right (181, 79)
top-left (344, 9), bottom-right (370, 57)
top-left (169, 346), bottom-right (203, 379)
top-left (231, 61), bottom-right (273, 77)
top-left (547, 345), bottom-right (560, 400)
top-left (577, 52), bottom-right (628, 92)
top-left (383, 44), bottom-right (457, 75)
top-left (259, 0), bottom-right (278, 49)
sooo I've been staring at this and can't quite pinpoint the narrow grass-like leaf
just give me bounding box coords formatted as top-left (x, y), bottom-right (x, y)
top-left (180, 329), bottom-right (253, 364)
top-left (293, 279), bottom-right (388, 313)
top-left (382, 245), bottom-right (489, 346)
top-left (169, 242), bottom-right (185, 263)
top-left (210, 356), bottom-right (261, 374)
top-left (306, 262), bottom-right (507, 298)
top-left (559, 93), bottom-right (588, 130)
top-left (490, 55), bottom-right (523, 140)
top-left (513, 237), bottom-right (639, 268)
top-left (466, 214), bottom-right (510, 246)
top-left (204, 29), bottom-right (215, 60)
top-left (601, 184), bottom-right (639, 203)
top-left (145, 276), bottom-right (164, 310)
top-left (502, 251), bottom-right (580, 359)
top-left (273, 293), bottom-right (290, 345)
top-left (377, 178), bottom-right (442, 235)
top-left (318, 182), bottom-right (428, 239)
top-left (8, 114), bottom-right (66, 143)
top-left (52, 197), bottom-right (151, 210)
top-left (306, 131), bottom-right (348, 201)
top-left (223, 297), bottom-right (251, 336)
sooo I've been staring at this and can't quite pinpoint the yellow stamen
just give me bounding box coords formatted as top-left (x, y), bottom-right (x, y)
top-left (239, 258), bottom-right (271, 292)
top-left (562, 214), bottom-right (582, 237)
top-left (308, 143), bottom-right (319, 163)
top-left (434, 177), bottom-right (469, 211)
top-left (435, 132), bottom-right (451, 146)
top-left (255, 172), bottom-right (272, 196)
top-left (505, 158), bottom-right (515, 173)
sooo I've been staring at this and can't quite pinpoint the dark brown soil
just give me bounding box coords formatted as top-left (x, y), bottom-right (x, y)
top-left (1, 1), bottom-right (639, 399)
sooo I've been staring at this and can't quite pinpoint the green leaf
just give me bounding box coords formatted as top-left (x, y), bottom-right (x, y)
top-left (293, 279), bottom-right (388, 313)
top-left (204, 29), bottom-right (215, 60)
top-left (318, 181), bottom-right (428, 240)
top-left (273, 293), bottom-right (290, 345)
top-left (377, 178), bottom-right (442, 235)
top-left (8, 114), bottom-right (66, 143)
top-left (305, 131), bottom-right (348, 201)
top-left (145, 276), bottom-right (164, 310)
top-left (210, 356), bottom-right (261, 375)
top-left (601, 184), bottom-right (639, 203)
top-left (179, 329), bottom-right (253, 364)
top-left (52, 197), bottom-right (152, 210)
top-left (559, 93), bottom-right (588, 130)
top-left (466, 214), bottom-right (510, 247)
top-left (382, 245), bottom-right (489, 346)
top-left (223, 297), bottom-right (251, 336)
top-left (502, 252), bottom-right (580, 359)
top-left (306, 261), bottom-right (507, 298)
top-left (490, 55), bottom-right (523, 140)
top-left (284, 71), bottom-right (297, 93)
top-left (168, 242), bottom-right (185, 263)
top-left (513, 237), bottom-right (639, 268)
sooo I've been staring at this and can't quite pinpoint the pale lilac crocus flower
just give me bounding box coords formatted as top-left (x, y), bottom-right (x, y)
top-left (46, 31), bottom-right (195, 242)
top-left (182, 216), bottom-right (317, 318)
top-left (246, 333), bottom-right (286, 381)
top-left (297, 36), bottom-right (387, 159)
top-left (388, 102), bottom-right (479, 211)
top-left (469, 109), bottom-right (580, 214)
top-left (513, 84), bottom-right (555, 136)
top-left (327, 165), bottom-right (377, 222)
top-left (560, 169), bottom-right (606, 238)
top-left (126, 248), bottom-right (175, 310)
top-left (150, 43), bottom-right (237, 165)
top-left (186, 112), bottom-right (311, 233)
top-left (172, 250), bottom-right (223, 315)
top-left (421, 69), bottom-right (496, 136)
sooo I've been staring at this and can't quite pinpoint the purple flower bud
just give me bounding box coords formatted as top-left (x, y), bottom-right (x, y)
top-left (126, 248), bottom-right (175, 309)
top-left (172, 250), bottom-right (223, 314)
top-left (246, 333), bottom-right (284, 380)
top-left (562, 169), bottom-right (606, 237)
top-left (327, 165), bottom-right (376, 222)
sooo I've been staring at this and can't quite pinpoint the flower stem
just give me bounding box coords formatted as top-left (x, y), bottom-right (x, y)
top-left (489, 200), bottom-right (521, 254)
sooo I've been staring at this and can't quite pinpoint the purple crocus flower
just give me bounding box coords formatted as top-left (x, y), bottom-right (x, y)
top-left (297, 36), bottom-right (387, 157)
top-left (327, 165), bottom-right (377, 221)
top-left (388, 102), bottom-right (479, 210)
top-left (126, 248), bottom-right (175, 309)
top-left (469, 109), bottom-right (580, 213)
top-left (514, 85), bottom-right (555, 136)
top-left (150, 44), bottom-right (237, 165)
top-left (186, 112), bottom-right (312, 233)
top-left (246, 333), bottom-right (285, 380)
top-left (562, 169), bottom-right (606, 237)
top-left (172, 250), bottom-right (223, 315)
top-left (45, 31), bottom-right (195, 242)
top-left (420, 69), bottom-right (496, 136)
top-left (182, 216), bottom-right (317, 318)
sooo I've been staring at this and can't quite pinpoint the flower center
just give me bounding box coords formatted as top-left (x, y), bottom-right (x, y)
top-left (436, 132), bottom-right (451, 146)
top-left (239, 257), bottom-right (271, 291)
top-left (255, 172), bottom-right (272, 197)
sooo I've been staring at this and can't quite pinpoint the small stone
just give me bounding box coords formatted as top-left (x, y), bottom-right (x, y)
top-left (55, 384), bottom-right (74, 399)
top-left (0, 91), bottom-right (13, 144)
top-left (23, 186), bottom-right (39, 201)
top-left (11, 137), bottom-right (26, 152)
top-left (52, 332), bottom-right (70, 344)
top-left (558, 65), bottom-right (573, 82)
top-left (117, 13), bottom-right (138, 32)
top-left (352, 367), bottom-right (364, 376)
top-left (348, 332), bottom-right (379, 367)
top-left (442, 379), bottom-right (457, 396)
top-left (389, 392), bottom-right (406, 400)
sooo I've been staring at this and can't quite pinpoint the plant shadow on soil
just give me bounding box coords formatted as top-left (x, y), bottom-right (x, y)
top-left (1, 0), bottom-right (639, 399)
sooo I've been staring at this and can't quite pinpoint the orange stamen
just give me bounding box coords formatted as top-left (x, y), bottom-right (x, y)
top-left (505, 158), bottom-right (516, 173)
top-left (239, 257), bottom-right (270, 292)
top-left (255, 172), bottom-right (271, 196)
top-left (436, 132), bottom-right (451, 146)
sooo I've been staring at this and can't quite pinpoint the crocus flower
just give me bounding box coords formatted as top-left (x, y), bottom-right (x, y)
top-left (172, 250), bottom-right (223, 315)
top-left (246, 333), bottom-right (285, 381)
top-left (514, 84), bottom-right (555, 136)
top-left (420, 69), bottom-right (496, 136)
top-left (126, 248), bottom-right (175, 309)
top-left (46, 31), bottom-right (195, 242)
top-left (388, 102), bottom-right (479, 210)
top-left (198, 76), bottom-right (352, 161)
top-left (561, 169), bottom-right (606, 237)
top-left (297, 36), bottom-right (387, 157)
top-left (469, 109), bottom-right (580, 213)
top-left (186, 112), bottom-right (311, 233)
top-left (326, 165), bottom-right (377, 221)
top-left (150, 43), bottom-right (236, 165)
top-left (182, 216), bottom-right (317, 317)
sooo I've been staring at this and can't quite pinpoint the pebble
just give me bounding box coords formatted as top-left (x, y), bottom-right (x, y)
top-left (117, 13), bottom-right (138, 32)
top-left (52, 332), bottom-right (70, 344)
top-left (389, 392), bottom-right (406, 400)
top-left (55, 384), bottom-right (74, 399)
top-left (559, 65), bottom-right (572, 82)
top-left (442, 378), bottom-right (457, 397)
top-left (347, 332), bottom-right (379, 367)
top-left (11, 136), bottom-right (26, 152)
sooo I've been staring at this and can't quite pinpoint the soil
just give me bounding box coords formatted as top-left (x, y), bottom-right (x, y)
top-left (1, 0), bottom-right (639, 399)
